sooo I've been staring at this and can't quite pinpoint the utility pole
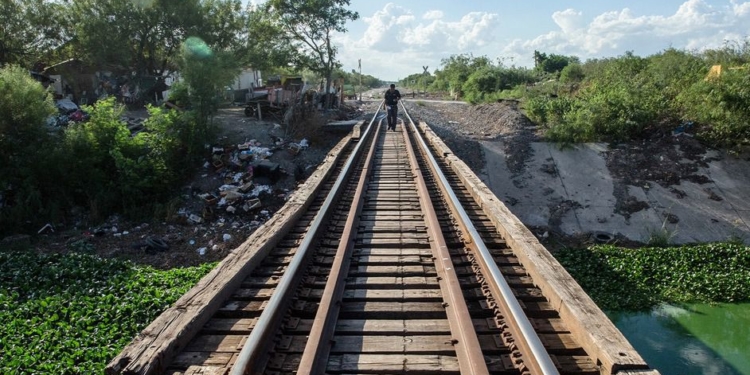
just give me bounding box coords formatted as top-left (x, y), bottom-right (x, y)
top-left (358, 59), bottom-right (362, 101)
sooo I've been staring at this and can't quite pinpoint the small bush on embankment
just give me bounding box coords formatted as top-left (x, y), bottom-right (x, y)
top-left (523, 46), bottom-right (750, 147)
top-left (0, 250), bottom-right (214, 374)
top-left (554, 243), bottom-right (750, 311)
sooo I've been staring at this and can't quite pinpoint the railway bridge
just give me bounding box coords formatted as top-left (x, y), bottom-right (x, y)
top-left (106, 102), bottom-right (660, 375)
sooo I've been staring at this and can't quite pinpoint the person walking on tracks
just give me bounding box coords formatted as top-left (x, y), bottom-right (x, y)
top-left (383, 84), bottom-right (401, 131)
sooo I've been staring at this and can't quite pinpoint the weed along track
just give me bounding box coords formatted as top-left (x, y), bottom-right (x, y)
top-left (107, 103), bottom-right (660, 375)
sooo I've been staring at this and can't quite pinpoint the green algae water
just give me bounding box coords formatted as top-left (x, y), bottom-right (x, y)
top-left (609, 303), bottom-right (750, 374)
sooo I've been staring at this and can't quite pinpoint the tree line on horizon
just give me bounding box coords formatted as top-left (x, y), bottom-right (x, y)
top-left (400, 42), bottom-right (750, 148)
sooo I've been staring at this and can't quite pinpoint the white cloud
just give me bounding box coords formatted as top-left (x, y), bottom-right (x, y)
top-left (423, 10), bottom-right (444, 20)
top-left (552, 9), bottom-right (584, 34)
top-left (335, 1), bottom-right (750, 81)
top-left (503, 0), bottom-right (750, 67)
top-left (360, 4), bottom-right (498, 54)
top-left (340, 3), bottom-right (499, 80)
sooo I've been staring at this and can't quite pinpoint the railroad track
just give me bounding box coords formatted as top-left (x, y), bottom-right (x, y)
top-left (108, 103), bottom-right (660, 375)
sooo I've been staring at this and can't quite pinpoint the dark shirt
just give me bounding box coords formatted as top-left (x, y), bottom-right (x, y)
top-left (384, 89), bottom-right (401, 106)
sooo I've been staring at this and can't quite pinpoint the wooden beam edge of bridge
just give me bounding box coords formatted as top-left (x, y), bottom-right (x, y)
top-left (416, 121), bottom-right (660, 375)
top-left (105, 128), bottom-right (359, 375)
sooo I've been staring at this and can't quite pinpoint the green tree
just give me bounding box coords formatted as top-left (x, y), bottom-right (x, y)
top-left (534, 51), bottom-right (580, 75)
top-left (462, 66), bottom-right (500, 103)
top-left (0, 65), bottom-right (58, 232)
top-left (432, 54), bottom-right (492, 99)
top-left (199, 0), bottom-right (247, 53)
top-left (0, 0), bottom-right (68, 67)
top-left (68, 0), bottom-right (248, 77)
top-left (240, 3), bottom-right (295, 71)
top-left (267, 0), bottom-right (359, 108)
top-left (179, 37), bottom-right (241, 139)
top-left (560, 64), bottom-right (584, 84)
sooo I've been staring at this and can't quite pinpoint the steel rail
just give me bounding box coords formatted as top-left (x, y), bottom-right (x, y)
top-left (401, 101), bottom-right (561, 375)
top-left (296, 119), bottom-right (383, 375)
top-left (400, 117), bottom-right (491, 374)
top-left (230, 106), bottom-right (383, 375)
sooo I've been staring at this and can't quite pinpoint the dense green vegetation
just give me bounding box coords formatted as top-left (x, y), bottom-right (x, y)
top-left (555, 243), bottom-right (750, 311)
top-left (0, 64), bottom-right (226, 235)
top-left (0, 0), bottom-right (370, 234)
top-left (401, 42), bottom-right (750, 149)
top-left (0, 250), bottom-right (214, 374)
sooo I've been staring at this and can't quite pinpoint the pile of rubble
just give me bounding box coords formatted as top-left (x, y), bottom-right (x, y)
top-left (163, 137), bottom-right (310, 256)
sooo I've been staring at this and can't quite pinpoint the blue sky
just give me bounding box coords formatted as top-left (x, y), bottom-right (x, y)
top-left (249, 1), bottom-right (750, 81)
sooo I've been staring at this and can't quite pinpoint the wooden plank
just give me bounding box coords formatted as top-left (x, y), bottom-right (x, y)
top-left (342, 289), bottom-right (441, 301)
top-left (265, 334), bottom-right (461, 356)
top-left (334, 319), bottom-right (449, 334)
top-left (356, 232), bottom-right (428, 240)
top-left (356, 238), bottom-right (429, 246)
top-left (339, 302), bottom-right (446, 319)
top-left (418, 121), bottom-right (654, 373)
top-left (170, 352), bottom-right (233, 368)
top-left (346, 276), bottom-right (439, 288)
top-left (351, 120), bottom-right (362, 139)
top-left (479, 333), bottom-right (582, 352)
top-left (201, 318), bottom-right (256, 334)
top-left (217, 300), bottom-right (265, 315)
top-left (106, 133), bottom-right (354, 375)
top-left (350, 265), bottom-right (427, 275)
top-left (182, 365), bottom-right (227, 375)
top-left (183, 335), bottom-right (243, 353)
top-left (231, 288), bottom-right (274, 300)
top-left (327, 354), bottom-right (460, 372)
top-left (326, 335), bottom-right (456, 354)
top-left (354, 255), bottom-right (425, 264)
top-left (257, 353), bottom-right (460, 373)
top-left (329, 318), bottom-right (504, 335)
top-left (353, 248), bottom-right (432, 257)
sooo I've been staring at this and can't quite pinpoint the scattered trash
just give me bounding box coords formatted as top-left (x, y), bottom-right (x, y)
top-left (197, 247), bottom-right (207, 256)
top-left (592, 231), bottom-right (615, 244)
top-left (673, 121), bottom-right (694, 136)
top-left (288, 143), bottom-right (302, 155)
top-left (243, 198), bottom-right (261, 211)
top-left (145, 237), bottom-right (169, 251)
top-left (38, 223), bottom-right (55, 234)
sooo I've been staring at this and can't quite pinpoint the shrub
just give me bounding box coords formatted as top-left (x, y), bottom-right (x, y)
top-left (0, 250), bottom-right (214, 373)
top-left (0, 65), bottom-right (58, 233)
top-left (679, 68), bottom-right (750, 148)
top-left (555, 243), bottom-right (750, 311)
top-left (60, 99), bottom-right (200, 219)
top-left (559, 63), bottom-right (584, 84)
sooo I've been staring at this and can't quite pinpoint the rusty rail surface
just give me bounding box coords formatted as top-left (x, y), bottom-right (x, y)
top-left (107, 100), bottom-right (660, 375)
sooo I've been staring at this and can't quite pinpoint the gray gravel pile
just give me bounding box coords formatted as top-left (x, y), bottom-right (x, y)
top-left (403, 100), bottom-right (539, 177)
